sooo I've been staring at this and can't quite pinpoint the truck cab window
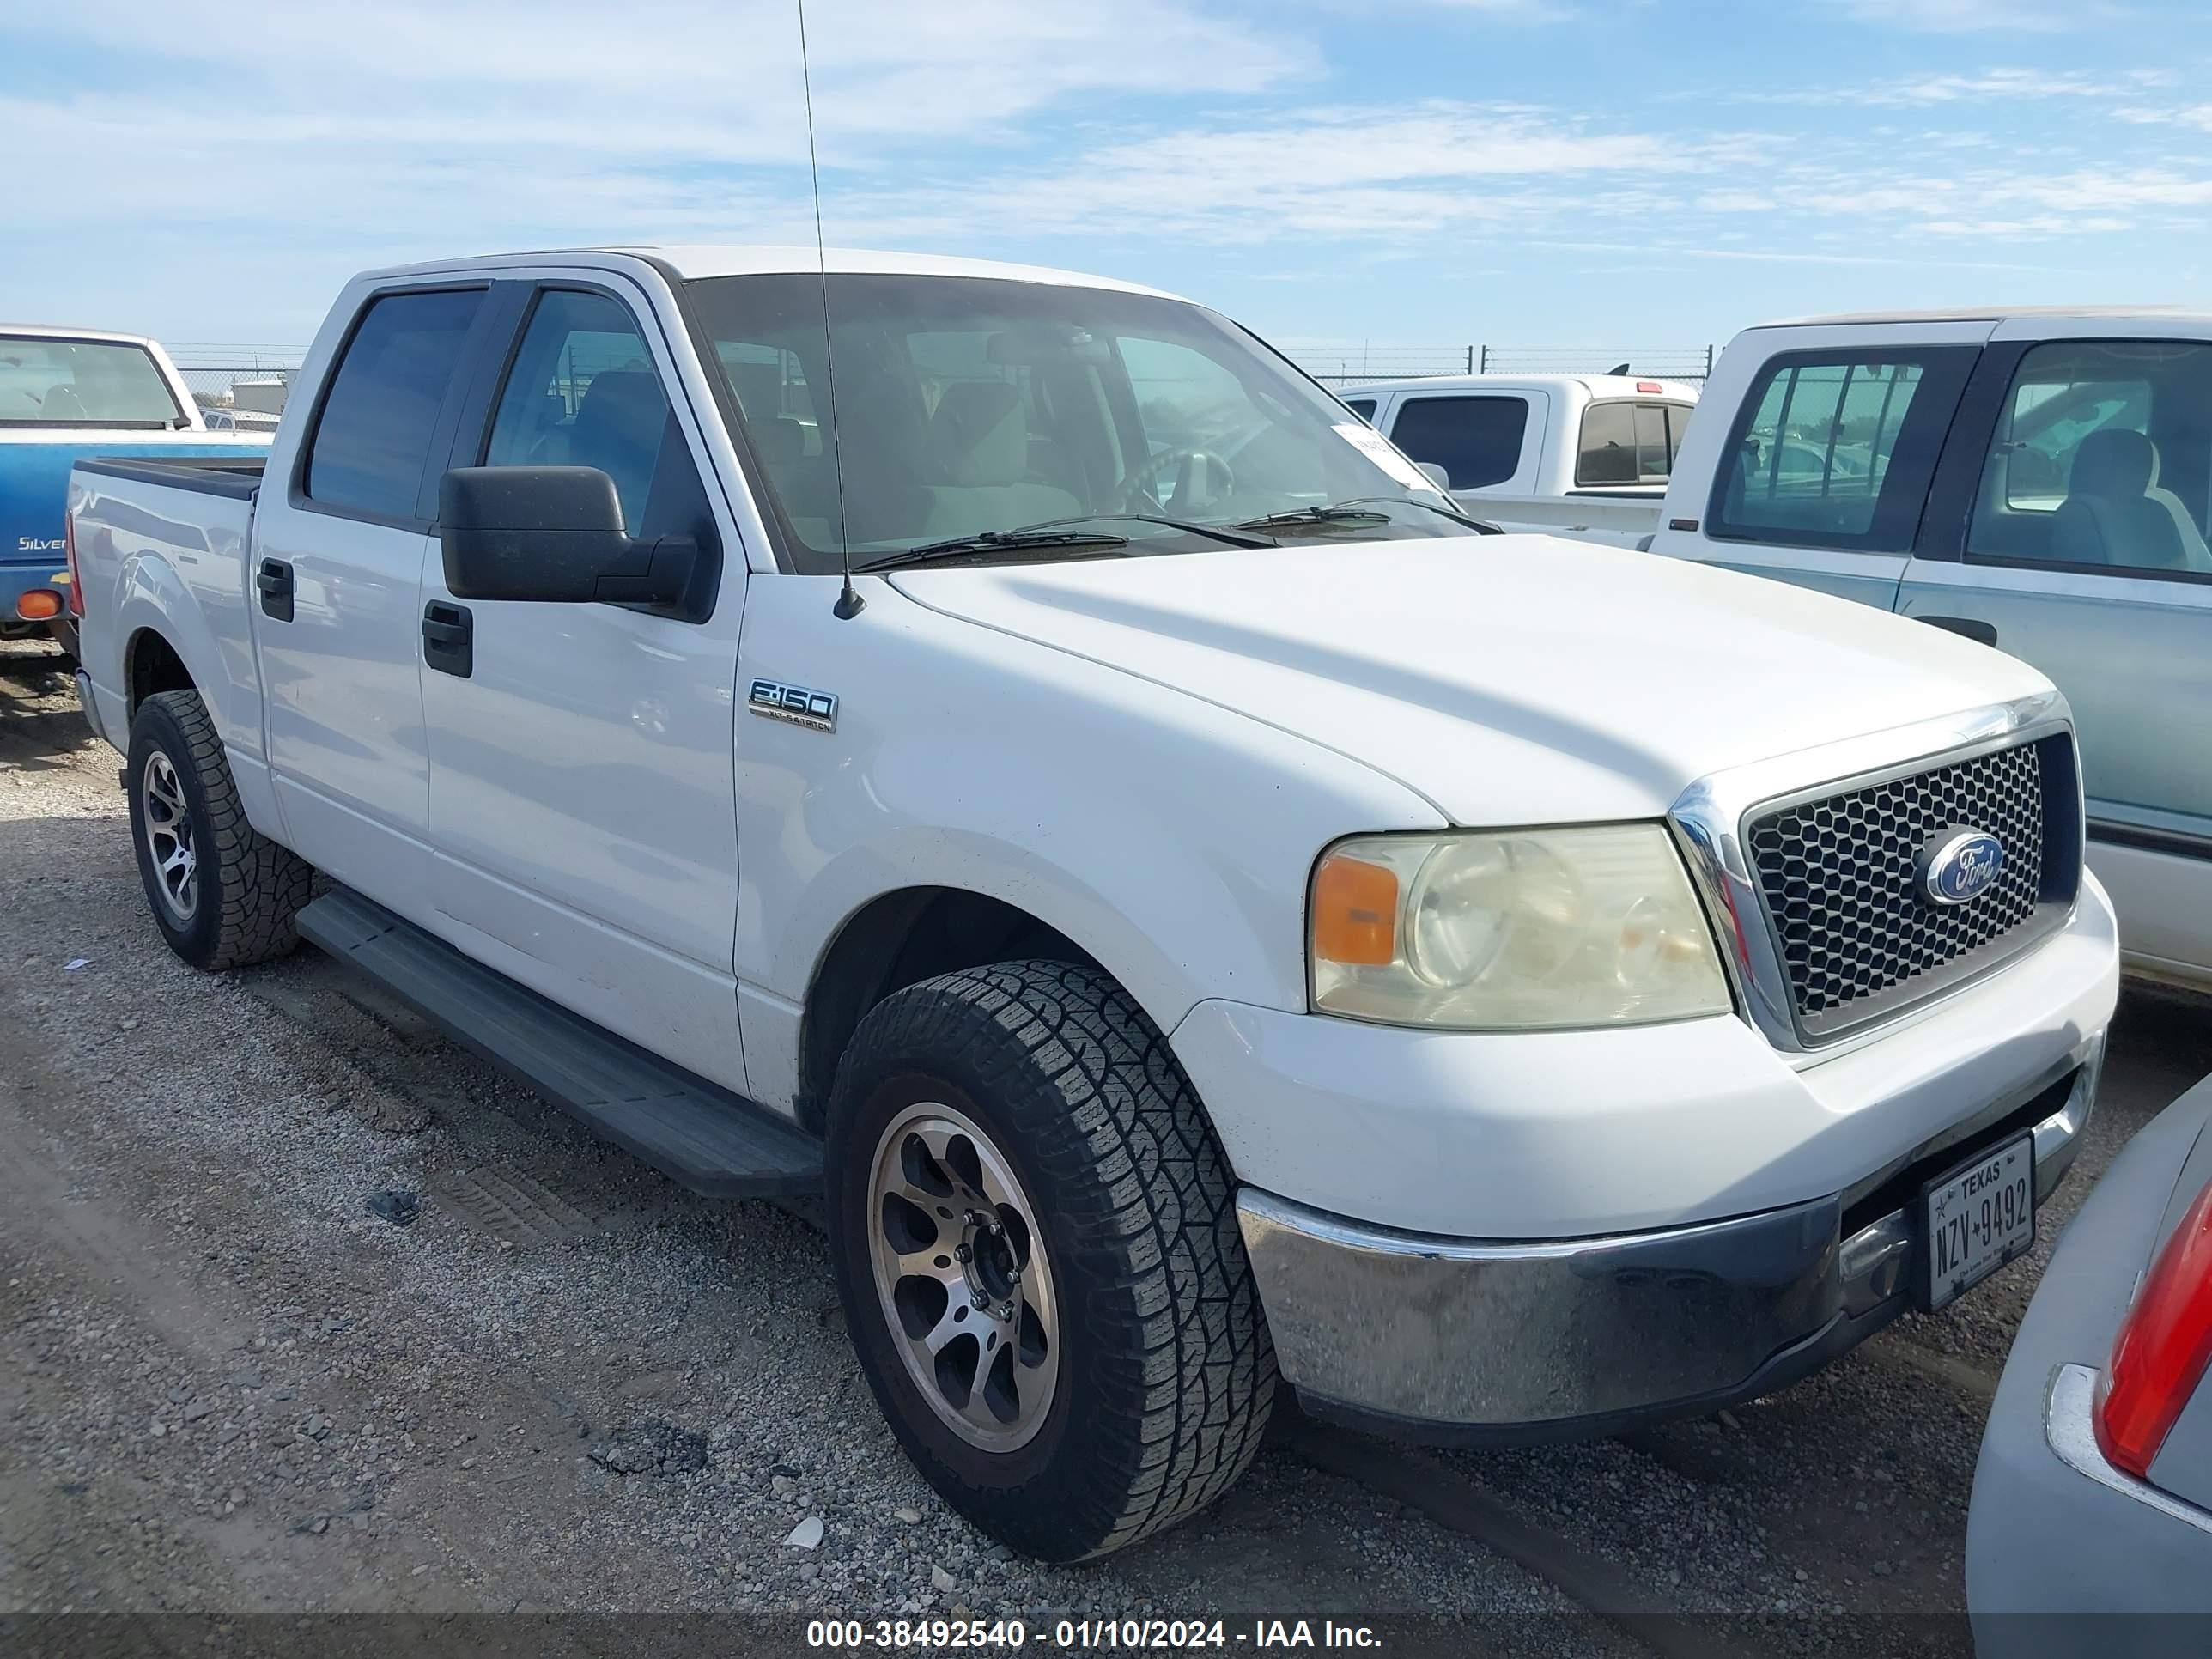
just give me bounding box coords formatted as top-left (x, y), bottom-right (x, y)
top-left (484, 290), bottom-right (677, 536)
top-left (1339, 398), bottom-right (1377, 424)
top-left (681, 271), bottom-right (1464, 573)
top-left (1576, 404), bottom-right (1638, 485)
top-left (0, 337), bottom-right (181, 428)
top-left (1632, 404), bottom-right (1671, 482)
top-left (1389, 396), bottom-right (1528, 489)
top-left (1966, 340), bottom-right (2210, 578)
top-left (305, 289), bottom-right (484, 520)
top-left (1708, 349), bottom-right (1972, 551)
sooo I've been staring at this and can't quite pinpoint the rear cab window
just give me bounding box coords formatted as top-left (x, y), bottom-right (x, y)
top-left (1386, 395), bottom-right (1529, 489)
top-left (1577, 401), bottom-right (1692, 487)
top-left (1708, 348), bottom-right (1977, 550)
top-left (0, 336), bottom-right (182, 428)
top-left (301, 289), bottom-right (486, 522)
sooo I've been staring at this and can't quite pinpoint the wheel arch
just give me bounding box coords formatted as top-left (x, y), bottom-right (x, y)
top-left (794, 884), bottom-right (1099, 1134)
top-left (123, 624), bottom-right (196, 718)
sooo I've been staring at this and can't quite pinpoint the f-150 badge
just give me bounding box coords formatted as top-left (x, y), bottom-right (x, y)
top-left (749, 678), bottom-right (837, 733)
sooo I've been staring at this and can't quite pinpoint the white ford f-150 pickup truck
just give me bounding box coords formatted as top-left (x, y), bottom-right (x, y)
top-left (68, 247), bottom-right (2118, 1562)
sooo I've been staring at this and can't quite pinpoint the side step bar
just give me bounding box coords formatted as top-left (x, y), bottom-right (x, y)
top-left (296, 888), bottom-right (823, 1199)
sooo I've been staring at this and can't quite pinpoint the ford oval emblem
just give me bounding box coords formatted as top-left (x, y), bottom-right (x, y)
top-left (1918, 829), bottom-right (2004, 907)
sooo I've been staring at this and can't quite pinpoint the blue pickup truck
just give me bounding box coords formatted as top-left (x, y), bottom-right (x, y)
top-left (3, 325), bottom-right (270, 653)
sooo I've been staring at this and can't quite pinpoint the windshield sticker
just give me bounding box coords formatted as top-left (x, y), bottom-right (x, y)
top-left (1333, 422), bottom-right (1436, 492)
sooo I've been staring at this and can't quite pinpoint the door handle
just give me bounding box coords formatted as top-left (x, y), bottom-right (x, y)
top-left (256, 558), bottom-right (294, 623)
top-left (422, 601), bottom-right (473, 678)
top-left (1918, 615), bottom-right (2000, 647)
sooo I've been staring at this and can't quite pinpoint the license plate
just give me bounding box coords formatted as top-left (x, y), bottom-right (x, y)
top-left (1923, 1133), bottom-right (2035, 1310)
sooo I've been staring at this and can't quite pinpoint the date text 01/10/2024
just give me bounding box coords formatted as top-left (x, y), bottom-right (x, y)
top-left (802, 1619), bottom-right (1381, 1649)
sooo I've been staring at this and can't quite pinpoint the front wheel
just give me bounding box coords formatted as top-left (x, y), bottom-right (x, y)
top-left (126, 689), bottom-right (313, 970)
top-left (825, 960), bottom-right (1276, 1562)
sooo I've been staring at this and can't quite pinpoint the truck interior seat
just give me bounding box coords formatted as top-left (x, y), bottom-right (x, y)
top-left (919, 380), bottom-right (1079, 538)
top-left (2051, 428), bottom-right (2212, 574)
top-left (40, 385), bottom-right (88, 422)
top-left (569, 370), bottom-right (670, 530)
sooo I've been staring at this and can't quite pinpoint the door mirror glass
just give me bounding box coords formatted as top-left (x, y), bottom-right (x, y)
top-left (437, 465), bottom-right (695, 605)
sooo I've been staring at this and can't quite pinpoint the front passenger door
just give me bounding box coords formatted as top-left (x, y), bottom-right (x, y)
top-left (418, 280), bottom-right (751, 1091)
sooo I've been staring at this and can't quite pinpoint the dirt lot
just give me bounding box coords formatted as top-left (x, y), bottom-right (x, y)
top-left (4, 637), bottom-right (2206, 1658)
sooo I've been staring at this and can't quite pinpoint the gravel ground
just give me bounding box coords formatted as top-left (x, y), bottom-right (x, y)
top-left (3, 637), bottom-right (2205, 1658)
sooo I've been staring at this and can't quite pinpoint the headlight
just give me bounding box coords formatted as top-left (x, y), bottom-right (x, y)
top-left (1309, 825), bottom-right (1731, 1030)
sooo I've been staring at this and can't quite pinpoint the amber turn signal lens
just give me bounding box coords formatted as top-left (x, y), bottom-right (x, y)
top-left (1312, 853), bottom-right (1399, 966)
top-left (15, 589), bottom-right (62, 622)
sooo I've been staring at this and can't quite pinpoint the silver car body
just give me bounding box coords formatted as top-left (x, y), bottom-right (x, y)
top-left (1647, 309), bottom-right (2212, 995)
top-left (1966, 1073), bottom-right (2212, 1650)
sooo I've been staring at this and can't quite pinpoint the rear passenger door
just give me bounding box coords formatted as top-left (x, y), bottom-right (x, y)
top-left (1650, 336), bottom-right (1981, 611)
top-left (416, 276), bottom-right (752, 1092)
top-left (255, 283), bottom-right (491, 893)
top-left (1382, 391), bottom-right (1545, 495)
top-left (1896, 328), bottom-right (2212, 976)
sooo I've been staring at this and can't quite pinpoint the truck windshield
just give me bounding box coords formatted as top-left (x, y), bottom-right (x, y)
top-left (682, 273), bottom-right (1463, 573)
top-left (0, 337), bottom-right (183, 428)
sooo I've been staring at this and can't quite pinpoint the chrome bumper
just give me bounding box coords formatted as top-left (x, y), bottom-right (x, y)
top-left (1237, 1036), bottom-right (2102, 1440)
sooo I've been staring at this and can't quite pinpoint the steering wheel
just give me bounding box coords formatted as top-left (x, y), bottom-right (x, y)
top-left (1117, 446), bottom-right (1236, 514)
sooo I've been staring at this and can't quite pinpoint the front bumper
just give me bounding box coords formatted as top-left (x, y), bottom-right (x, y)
top-left (1238, 1037), bottom-right (2101, 1440)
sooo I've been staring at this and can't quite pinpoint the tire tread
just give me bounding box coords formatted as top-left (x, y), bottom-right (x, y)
top-left (835, 960), bottom-right (1275, 1559)
top-left (134, 689), bottom-right (313, 970)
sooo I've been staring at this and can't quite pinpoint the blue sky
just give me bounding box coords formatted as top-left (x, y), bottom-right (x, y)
top-left (6, 0), bottom-right (2212, 359)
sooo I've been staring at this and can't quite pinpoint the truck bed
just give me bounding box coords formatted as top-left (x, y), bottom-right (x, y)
top-left (1454, 488), bottom-right (1665, 549)
top-left (73, 453), bottom-right (268, 501)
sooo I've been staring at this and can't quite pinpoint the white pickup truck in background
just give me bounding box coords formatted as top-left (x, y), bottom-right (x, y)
top-left (1340, 372), bottom-right (1698, 545)
top-left (68, 248), bottom-right (2115, 1563)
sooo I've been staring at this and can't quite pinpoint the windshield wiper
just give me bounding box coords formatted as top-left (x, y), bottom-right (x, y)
top-left (854, 511), bottom-right (1279, 574)
top-left (1231, 498), bottom-right (1502, 536)
top-left (1230, 504), bottom-right (1393, 532)
top-left (854, 529), bottom-right (1133, 573)
top-left (1010, 513), bottom-right (1279, 550)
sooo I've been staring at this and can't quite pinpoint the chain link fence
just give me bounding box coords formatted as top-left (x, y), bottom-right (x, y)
top-left (167, 345), bottom-right (308, 418)
top-left (1290, 344), bottom-right (1716, 387)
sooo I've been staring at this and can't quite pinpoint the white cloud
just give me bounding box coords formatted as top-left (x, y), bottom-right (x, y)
top-left (831, 103), bottom-right (1731, 245)
top-left (6, 0), bottom-right (1315, 160)
top-left (0, 0), bottom-right (1326, 289)
top-left (7, 0), bottom-right (2209, 341)
top-left (2116, 103), bottom-right (2212, 131)
top-left (1734, 66), bottom-right (2169, 106)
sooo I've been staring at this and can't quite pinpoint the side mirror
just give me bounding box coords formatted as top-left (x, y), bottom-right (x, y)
top-left (1415, 461), bottom-right (1454, 492)
top-left (437, 466), bottom-right (697, 607)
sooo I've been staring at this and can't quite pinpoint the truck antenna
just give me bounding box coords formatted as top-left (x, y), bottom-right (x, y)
top-left (798, 0), bottom-right (862, 618)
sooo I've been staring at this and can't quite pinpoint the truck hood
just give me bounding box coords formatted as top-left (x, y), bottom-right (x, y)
top-left (887, 534), bottom-right (2055, 825)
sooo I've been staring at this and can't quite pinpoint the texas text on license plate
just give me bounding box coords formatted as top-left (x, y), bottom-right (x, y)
top-left (1923, 1133), bottom-right (2036, 1310)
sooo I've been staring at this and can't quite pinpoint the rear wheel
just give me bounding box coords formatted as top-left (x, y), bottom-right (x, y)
top-left (126, 689), bottom-right (313, 970)
top-left (825, 959), bottom-right (1275, 1562)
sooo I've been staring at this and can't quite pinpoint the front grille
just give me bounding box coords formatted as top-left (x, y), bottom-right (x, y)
top-left (1747, 734), bottom-right (2078, 1040)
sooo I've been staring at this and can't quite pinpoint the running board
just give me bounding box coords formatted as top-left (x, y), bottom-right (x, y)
top-left (296, 888), bottom-right (823, 1199)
